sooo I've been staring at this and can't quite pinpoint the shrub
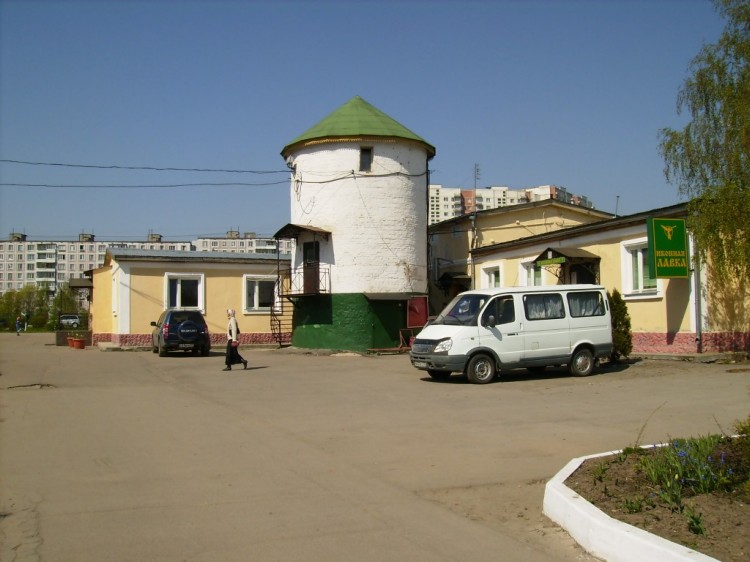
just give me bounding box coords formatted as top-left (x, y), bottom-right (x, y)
top-left (607, 289), bottom-right (632, 361)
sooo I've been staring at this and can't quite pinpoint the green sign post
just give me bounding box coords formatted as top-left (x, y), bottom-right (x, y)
top-left (647, 218), bottom-right (689, 278)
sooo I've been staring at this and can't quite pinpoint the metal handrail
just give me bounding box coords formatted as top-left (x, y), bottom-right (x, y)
top-left (277, 266), bottom-right (331, 296)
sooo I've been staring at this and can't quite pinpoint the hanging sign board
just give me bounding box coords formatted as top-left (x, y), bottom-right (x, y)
top-left (536, 256), bottom-right (566, 266)
top-left (647, 218), bottom-right (689, 278)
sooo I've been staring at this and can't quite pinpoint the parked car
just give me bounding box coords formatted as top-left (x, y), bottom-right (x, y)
top-left (151, 310), bottom-right (211, 357)
top-left (59, 314), bottom-right (81, 328)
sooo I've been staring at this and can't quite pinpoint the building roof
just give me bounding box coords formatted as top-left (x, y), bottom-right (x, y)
top-left (273, 223), bottom-right (331, 240)
top-left (281, 96), bottom-right (435, 158)
top-left (470, 202), bottom-right (688, 257)
top-left (105, 248), bottom-right (291, 264)
top-left (428, 198), bottom-right (614, 233)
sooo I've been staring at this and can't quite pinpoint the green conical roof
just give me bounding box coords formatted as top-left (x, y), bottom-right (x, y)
top-left (281, 96), bottom-right (435, 158)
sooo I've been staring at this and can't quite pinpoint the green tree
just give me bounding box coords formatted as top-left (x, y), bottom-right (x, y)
top-left (50, 283), bottom-right (79, 328)
top-left (0, 290), bottom-right (20, 330)
top-left (659, 0), bottom-right (750, 283)
top-left (608, 289), bottom-right (632, 362)
top-left (15, 285), bottom-right (51, 329)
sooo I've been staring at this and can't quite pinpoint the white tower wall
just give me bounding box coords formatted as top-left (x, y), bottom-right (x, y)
top-left (288, 140), bottom-right (428, 294)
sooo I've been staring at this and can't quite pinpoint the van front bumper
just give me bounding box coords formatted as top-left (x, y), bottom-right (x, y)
top-left (409, 352), bottom-right (469, 373)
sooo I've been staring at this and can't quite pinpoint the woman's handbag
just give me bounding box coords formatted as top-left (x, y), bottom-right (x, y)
top-left (231, 340), bottom-right (240, 347)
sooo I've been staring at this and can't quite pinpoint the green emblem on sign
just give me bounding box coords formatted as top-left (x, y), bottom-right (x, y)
top-left (647, 218), bottom-right (689, 278)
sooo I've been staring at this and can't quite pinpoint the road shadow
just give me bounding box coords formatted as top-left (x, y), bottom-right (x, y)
top-left (420, 359), bottom-right (638, 384)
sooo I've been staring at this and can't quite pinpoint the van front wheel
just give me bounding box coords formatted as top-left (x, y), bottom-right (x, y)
top-left (569, 348), bottom-right (594, 377)
top-left (466, 354), bottom-right (495, 384)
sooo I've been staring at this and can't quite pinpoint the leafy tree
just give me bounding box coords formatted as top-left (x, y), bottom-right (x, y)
top-left (0, 290), bottom-right (19, 330)
top-left (608, 289), bottom-right (632, 362)
top-left (49, 283), bottom-right (79, 328)
top-left (17, 285), bottom-right (51, 329)
top-left (659, 0), bottom-right (750, 283)
top-left (0, 285), bottom-right (51, 330)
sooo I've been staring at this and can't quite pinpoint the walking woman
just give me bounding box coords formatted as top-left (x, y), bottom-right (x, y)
top-left (223, 309), bottom-right (247, 371)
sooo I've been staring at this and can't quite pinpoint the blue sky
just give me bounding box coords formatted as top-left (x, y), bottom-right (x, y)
top-left (0, 0), bottom-right (725, 240)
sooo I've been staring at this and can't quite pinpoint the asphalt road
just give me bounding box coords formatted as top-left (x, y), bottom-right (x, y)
top-left (1, 334), bottom-right (748, 561)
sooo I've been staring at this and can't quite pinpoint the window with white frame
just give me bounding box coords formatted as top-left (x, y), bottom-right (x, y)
top-left (483, 266), bottom-right (501, 288)
top-left (622, 240), bottom-right (658, 296)
top-left (522, 261), bottom-right (542, 286)
top-left (165, 273), bottom-right (204, 309)
top-left (244, 275), bottom-right (277, 313)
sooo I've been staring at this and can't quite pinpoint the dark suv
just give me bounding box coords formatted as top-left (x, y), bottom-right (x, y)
top-left (151, 310), bottom-right (211, 357)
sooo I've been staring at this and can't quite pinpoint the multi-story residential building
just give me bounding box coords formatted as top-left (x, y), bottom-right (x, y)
top-left (428, 184), bottom-right (593, 224)
top-left (0, 231), bottom-right (292, 298)
top-left (194, 230), bottom-right (293, 255)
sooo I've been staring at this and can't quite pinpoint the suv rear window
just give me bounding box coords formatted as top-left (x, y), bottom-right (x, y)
top-left (169, 311), bottom-right (205, 324)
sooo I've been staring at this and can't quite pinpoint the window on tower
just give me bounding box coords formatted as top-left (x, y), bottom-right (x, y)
top-left (359, 147), bottom-right (372, 172)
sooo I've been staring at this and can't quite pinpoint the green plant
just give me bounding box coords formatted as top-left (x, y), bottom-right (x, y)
top-left (623, 495), bottom-right (645, 514)
top-left (640, 434), bottom-right (735, 509)
top-left (607, 289), bottom-right (632, 361)
top-left (593, 462), bottom-right (609, 483)
top-left (684, 503), bottom-right (706, 535)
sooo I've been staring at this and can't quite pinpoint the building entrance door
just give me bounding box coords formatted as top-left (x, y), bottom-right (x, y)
top-left (303, 241), bottom-right (320, 294)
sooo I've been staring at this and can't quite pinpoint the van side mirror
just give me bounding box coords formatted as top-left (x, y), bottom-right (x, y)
top-left (485, 315), bottom-right (496, 328)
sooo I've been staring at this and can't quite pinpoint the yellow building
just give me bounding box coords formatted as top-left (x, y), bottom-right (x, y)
top-left (470, 203), bottom-right (749, 354)
top-left (90, 249), bottom-right (291, 347)
top-left (428, 199), bottom-right (613, 313)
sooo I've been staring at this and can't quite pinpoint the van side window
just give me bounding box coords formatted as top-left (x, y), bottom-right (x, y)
top-left (482, 296), bottom-right (515, 325)
top-left (568, 291), bottom-right (606, 317)
top-left (523, 293), bottom-right (565, 320)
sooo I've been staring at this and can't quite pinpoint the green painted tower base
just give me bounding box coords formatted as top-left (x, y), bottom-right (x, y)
top-left (292, 293), bottom-right (409, 352)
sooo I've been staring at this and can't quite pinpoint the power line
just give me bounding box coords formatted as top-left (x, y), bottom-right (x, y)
top-left (0, 159), bottom-right (288, 174)
top-left (297, 170), bottom-right (428, 184)
top-left (0, 181), bottom-right (290, 189)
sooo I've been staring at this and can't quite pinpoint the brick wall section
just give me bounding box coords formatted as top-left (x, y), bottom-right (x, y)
top-left (633, 332), bottom-right (750, 354)
top-left (94, 331), bottom-right (744, 353)
top-left (93, 333), bottom-right (291, 347)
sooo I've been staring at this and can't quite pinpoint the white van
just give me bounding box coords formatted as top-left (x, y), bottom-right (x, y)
top-left (410, 285), bottom-right (613, 384)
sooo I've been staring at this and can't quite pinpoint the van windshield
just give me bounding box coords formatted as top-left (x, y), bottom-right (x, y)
top-left (432, 294), bottom-right (488, 326)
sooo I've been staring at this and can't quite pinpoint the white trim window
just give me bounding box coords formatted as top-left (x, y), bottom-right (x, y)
top-left (244, 274), bottom-right (278, 313)
top-left (165, 272), bottom-right (204, 309)
top-left (621, 239), bottom-right (659, 298)
top-left (483, 266), bottom-right (501, 288)
top-left (522, 261), bottom-right (542, 286)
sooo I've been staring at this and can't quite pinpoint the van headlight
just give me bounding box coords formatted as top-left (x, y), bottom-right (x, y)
top-left (433, 338), bottom-right (453, 353)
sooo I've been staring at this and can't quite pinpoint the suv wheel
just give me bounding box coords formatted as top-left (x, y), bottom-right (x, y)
top-left (158, 341), bottom-right (167, 357)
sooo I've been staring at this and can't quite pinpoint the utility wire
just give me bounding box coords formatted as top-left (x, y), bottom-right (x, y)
top-left (0, 181), bottom-right (290, 188)
top-left (297, 170), bottom-right (428, 184)
top-left (0, 159), bottom-right (288, 174)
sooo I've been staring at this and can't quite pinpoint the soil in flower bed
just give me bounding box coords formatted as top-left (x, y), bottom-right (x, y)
top-left (565, 438), bottom-right (749, 562)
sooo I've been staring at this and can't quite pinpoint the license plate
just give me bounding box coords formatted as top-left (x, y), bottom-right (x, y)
top-left (178, 343), bottom-right (193, 348)
top-left (413, 361), bottom-right (428, 368)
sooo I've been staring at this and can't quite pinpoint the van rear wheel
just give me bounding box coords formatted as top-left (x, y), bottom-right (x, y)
top-left (466, 353), bottom-right (495, 384)
top-left (569, 348), bottom-right (594, 377)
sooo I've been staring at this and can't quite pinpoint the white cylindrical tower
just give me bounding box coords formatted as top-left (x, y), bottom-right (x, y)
top-left (278, 96), bottom-right (435, 351)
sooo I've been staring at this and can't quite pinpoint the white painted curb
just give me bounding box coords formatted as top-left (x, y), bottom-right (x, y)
top-left (543, 449), bottom-right (719, 562)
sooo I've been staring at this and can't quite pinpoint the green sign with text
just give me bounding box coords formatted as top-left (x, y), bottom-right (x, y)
top-left (647, 218), bottom-right (689, 278)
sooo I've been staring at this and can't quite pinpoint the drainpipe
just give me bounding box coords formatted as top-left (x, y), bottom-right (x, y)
top-left (426, 159), bottom-right (431, 295)
top-left (691, 236), bottom-right (703, 353)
